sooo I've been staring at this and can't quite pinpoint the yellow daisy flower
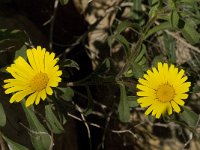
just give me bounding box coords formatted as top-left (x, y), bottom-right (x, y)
top-left (4, 46), bottom-right (62, 107)
top-left (136, 62), bottom-right (191, 118)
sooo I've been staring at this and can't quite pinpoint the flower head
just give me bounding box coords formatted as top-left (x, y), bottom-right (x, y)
top-left (136, 62), bottom-right (191, 118)
top-left (4, 46), bottom-right (62, 107)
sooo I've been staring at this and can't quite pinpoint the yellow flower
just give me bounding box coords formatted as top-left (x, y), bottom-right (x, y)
top-left (4, 46), bottom-right (62, 107)
top-left (136, 62), bottom-right (191, 118)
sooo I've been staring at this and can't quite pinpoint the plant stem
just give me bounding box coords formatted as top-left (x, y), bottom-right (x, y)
top-left (115, 15), bottom-right (157, 81)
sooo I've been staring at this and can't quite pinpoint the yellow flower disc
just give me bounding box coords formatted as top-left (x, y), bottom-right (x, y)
top-left (4, 46), bottom-right (62, 107)
top-left (136, 62), bottom-right (191, 118)
top-left (30, 72), bottom-right (49, 91)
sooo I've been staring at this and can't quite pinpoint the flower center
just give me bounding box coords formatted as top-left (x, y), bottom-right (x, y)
top-left (156, 84), bottom-right (175, 103)
top-left (30, 72), bottom-right (49, 91)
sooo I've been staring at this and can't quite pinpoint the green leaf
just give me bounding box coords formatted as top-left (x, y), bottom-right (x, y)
top-left (168, 0), bottom-right (176, 9)
top-left (115, 34), bottom-right (130, 55)
top-left (2, 134), bottom-right (29, 150)
top-left (22, 103), bottom-right (51, 150)
top-left (152, 55), bottom-right (165, 67)
top-left (127, 96), bottom-right (138, 108)
top-left (107, 35), bottom-right (114, 49)
top-left (94, 58), bottom-right (110, 75)
top-left (179, 106), bottom-right (199, 128)
top-left (123, 62), bottom-right (144, 78)
top-left (0, 29), bottom-right (21, 41)
top-left (163, 33), bottom-right (176, 63)
top-left (0, 29), bottom-right (28, 67)
top-left (60, 59), bottom-right (79, 70)
top-left (181, 22), bottom-right (200, 44)
top-left (118, 84), bottom-right (130, 123)
top-left (170, 10), bottom-right (179, 28)
top-left (145, 22), bottom-right (174, 39)
top-left (179, 0), bottom-right (199, 3)
top-left (116, 21), bottom-right (132, 34)
top-left (57, 87), bottom-right (74, 101)
top-left (148, 0), bottom-right (162, 18)
top-left (84, 86), bottom-right (94, 116)
top-left (134, 44), bottom-right (146, 63)
top-left (132, 0), bottom-right (142, 20)
top-left (59, 0), bottom-right (69, 5)
top-left (45, 105), bottom-right (64, 134)
top-left (15, 45), bottom-right (27, 59)
top-left (0, 102), bottom-right (6, 127)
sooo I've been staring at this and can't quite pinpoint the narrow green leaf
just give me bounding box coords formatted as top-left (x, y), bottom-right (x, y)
top-left (133, 0), bottom-right (142, 20)
top-left (59, 0), bottom-right (69, 5)
top-left (168, 0), bottom-right (176, 9)
top-left (45, 105), bottom-right (64, 134)
top-left (60, 59), bottom-right (79, 70)
top-left (163, 33), bottom-right (176, 63)
top-left (134, 44), bottom-right (146, 63)
top-left (107, 35), bottom-right (114, 49)
top-left (2, 134), bottom-right (29, 150)
top-left (94, 58), bottom-right (110, 75)
top-left (182, 22), bottom-right (200, 44)
top-left (170, 10), bottom-right (179, 28)
top-left (145, 22), bottom-right (174, 39)
top-left (116, 21), bottom-right (132, 34)
top-left (22, 103), bottom-right (51, 150)
top-left (127, 96), bottom-right (138, 108)
top-left (179, 106), bottom-right (199, 128)
top-left (152, 55), bottom-right (165, 67)
top-left (138, 57), bottom-right (146, 66)
top-left (131, 63), bottom-right (144, 79)
top-left (57, 87), bottom-right (74, 101)
top-left (15, 45), bottom-right (27, 59)
top-left (148, 0), bottom-right (162, 18)
top-left (0, 102), bottom-right (6, 127)
top-left (179, 0), bottom-right (199, 3)
top-left (115, 21), bottom-right (140, 35)
top-left (84, 86), bottom-right (94, 116)
top-left (116, 34), bottom-right (130, 55)
top-left (118, 84), bottom-right (130, 123)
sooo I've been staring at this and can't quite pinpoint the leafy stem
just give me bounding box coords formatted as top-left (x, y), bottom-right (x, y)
top-left (115, 15), bottom-right (157, 81)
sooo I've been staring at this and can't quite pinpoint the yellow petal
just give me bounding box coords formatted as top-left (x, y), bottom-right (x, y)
top-left (173, 97), bottom-right (185, 106)
top-left (5, 86), bottom-right (26, 94)
top-left (25, 92), bottom-right (38, 107)
top-left (35, 91), bottom-right (42, 105)
top-left (36, 47), bottom-right (45, 72)
top-left (145, 105), bottom-right (154, 115)
top-left (139, 98), bottom-right (155, 108)
top-left (14, 57), bottom-right (35, 77)
top-left (40, 89), bottom-right (47, 100)
top-left (9, 90), bottom-right (30, 103)
top-left (176, 69), bottom-right (184, 80)
top-left (136, 84), bottom-right (156, 93)
top-left (46, 86), bottom-right (53, 95)
top-left (27, 49), bottom-right (38, 72)
top-left (175, 93), bottom-right (188, 100)
top-left (6, 67), bottom-right (29, 82)
top-left (171, 101), bottom-right (181, 113)
top-left (174, 82), bottom-right (191, 94)
top-left (137, 91), bottom-right (156, 98)
top-left (163, 63), bottom-right (169, 83)
top-left (157, 62), bottom-right (165, 84)
top-left (166, 102), bottom-right (172, 115)
top-left (48, 77), bottom-right (61, 87)
top-left (155, 111), bottom-right (161, 118)
top-left (44, 52), bottom-right (58, 72)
